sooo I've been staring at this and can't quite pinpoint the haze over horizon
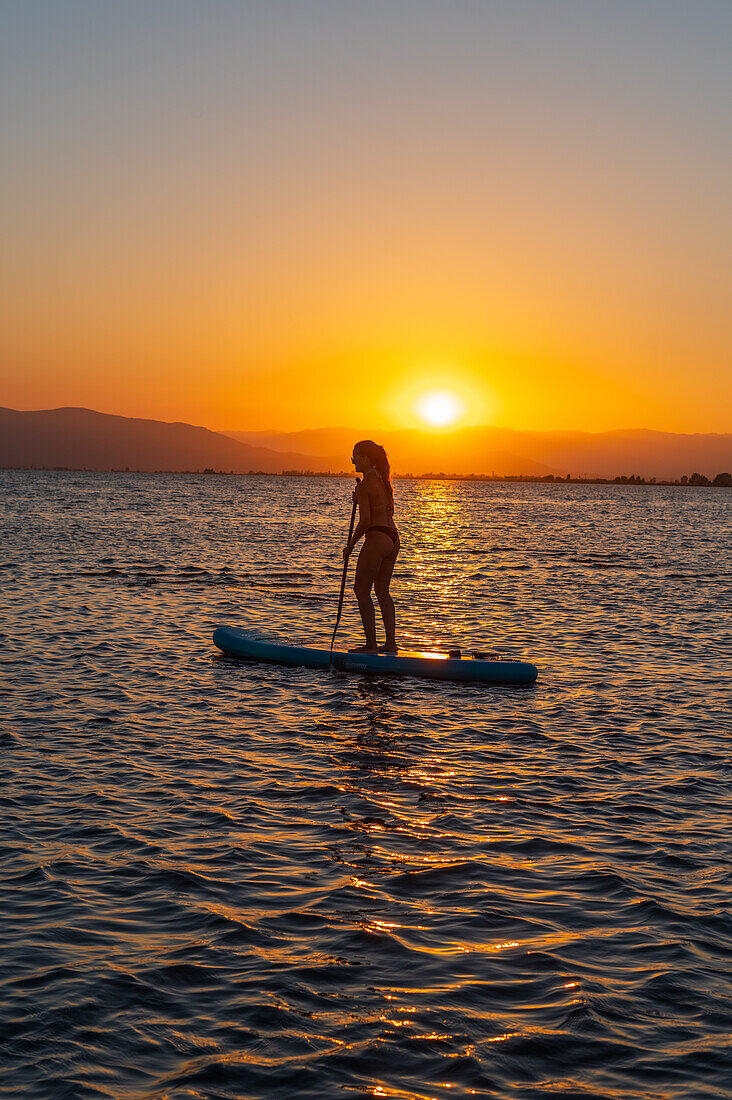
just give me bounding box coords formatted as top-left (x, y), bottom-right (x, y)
top-left (2, 404), bottom-right (730, 481)
top-left (9, 401), bottom-right (732, 439)
top-left (2, 2), bottom-right (731, 434)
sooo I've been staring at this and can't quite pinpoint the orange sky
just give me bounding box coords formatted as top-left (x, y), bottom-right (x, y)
top-left (2, 3), bottom-right (730, 434)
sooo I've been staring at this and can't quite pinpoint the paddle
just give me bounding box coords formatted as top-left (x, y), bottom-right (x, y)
top-left (330, 477), bottom-right (360, 664)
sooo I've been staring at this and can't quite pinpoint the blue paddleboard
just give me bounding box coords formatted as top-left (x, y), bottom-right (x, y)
top-left (213, 627), bottom-right (538, 686)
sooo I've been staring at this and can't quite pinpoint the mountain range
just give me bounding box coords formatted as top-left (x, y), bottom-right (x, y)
top-left (226, 425), bottom-right (732, 481)
top-left (1, 406), bottom-right (730, 480)
top-left (0, 407), bottom-right (340, 474)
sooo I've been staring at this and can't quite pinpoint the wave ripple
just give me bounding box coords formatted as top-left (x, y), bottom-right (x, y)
top-left (1, 471), bottom-right (731, 1098)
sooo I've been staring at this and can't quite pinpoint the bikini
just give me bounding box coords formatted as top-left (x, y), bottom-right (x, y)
top-left (365, 474), bottom-right (399, 550)
top-left (367, 524), bottom-right (399, 548)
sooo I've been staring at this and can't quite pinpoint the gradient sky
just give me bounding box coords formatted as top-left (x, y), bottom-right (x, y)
top-left (1, 1), bottom-right (730, 432)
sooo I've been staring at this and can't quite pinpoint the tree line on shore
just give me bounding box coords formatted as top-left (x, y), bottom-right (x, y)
top-left (4, 466), bottom-right (731, 485)
top-left (278, 470), bottom-right (731, 484)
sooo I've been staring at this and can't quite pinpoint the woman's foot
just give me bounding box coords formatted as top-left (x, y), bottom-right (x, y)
top-left (378, 643), bottom-right (398, 654)
top-left (348, 644), bottom-right (378, 653)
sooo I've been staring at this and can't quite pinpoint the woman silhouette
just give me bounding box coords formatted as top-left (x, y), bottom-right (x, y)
top-left (342, 440), bottom-right (399, 653)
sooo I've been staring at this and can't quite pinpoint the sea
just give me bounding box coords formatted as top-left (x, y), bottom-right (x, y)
top-left (1, 469), bottom-right (731, 1100)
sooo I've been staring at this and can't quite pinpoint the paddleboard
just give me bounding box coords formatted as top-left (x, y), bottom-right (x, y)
top-left (213, 626), bottom-right (538, 685)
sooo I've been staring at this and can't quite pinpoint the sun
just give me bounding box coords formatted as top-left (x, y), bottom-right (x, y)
top-left (416, 390), bottom-right (462, 428)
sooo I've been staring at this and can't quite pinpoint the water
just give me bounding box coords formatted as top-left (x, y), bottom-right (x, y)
top-left (1, 470), bottom-right (731, 1099)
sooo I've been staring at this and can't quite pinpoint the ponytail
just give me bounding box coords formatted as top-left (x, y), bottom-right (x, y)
top-left (355, 439), bottom-right (394, 516)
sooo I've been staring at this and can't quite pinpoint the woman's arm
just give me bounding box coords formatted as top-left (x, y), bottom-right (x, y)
top-left (343, 482), bottom-right (371, 558)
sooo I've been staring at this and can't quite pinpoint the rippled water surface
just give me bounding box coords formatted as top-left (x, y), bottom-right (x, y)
top-left (2, 470), bottom-right (731, 1099)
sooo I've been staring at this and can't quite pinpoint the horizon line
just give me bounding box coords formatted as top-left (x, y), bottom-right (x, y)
top-left (2, 404), bottom-right (731, 439)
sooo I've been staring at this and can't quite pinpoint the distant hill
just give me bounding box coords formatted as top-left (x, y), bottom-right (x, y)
top-left (2, 406), bottom-right (729, 480)
top-left (226, 425), bottom-right (732, 480)
top-left (0, 407), bottom-right (341, 473)
top-left (224, 427), bottom-right (560, 476)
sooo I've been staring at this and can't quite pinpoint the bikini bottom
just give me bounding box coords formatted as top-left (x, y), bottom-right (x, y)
top-left (368, 524), bottom-right (398, 543)
top-left (367, 525), bottom-right (400, 557)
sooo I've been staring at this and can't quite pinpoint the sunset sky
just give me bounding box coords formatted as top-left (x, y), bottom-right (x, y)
top-left (1, 1), bottom-right (730, 433)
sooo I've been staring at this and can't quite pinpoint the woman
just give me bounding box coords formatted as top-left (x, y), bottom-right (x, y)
top-left (342, 440), bottom-right (399, 654)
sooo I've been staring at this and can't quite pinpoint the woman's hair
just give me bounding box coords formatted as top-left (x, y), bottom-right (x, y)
top-left (354, 439), bottom-right (394, 516)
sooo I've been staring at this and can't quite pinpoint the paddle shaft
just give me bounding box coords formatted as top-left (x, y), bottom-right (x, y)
top-left (330, 478), bottom-right (360, 661)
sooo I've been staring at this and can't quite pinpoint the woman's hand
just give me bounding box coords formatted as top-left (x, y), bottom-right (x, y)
top-left (342, 543), bottom-right (352, 562)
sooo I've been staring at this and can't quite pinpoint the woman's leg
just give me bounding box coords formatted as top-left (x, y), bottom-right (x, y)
top-left (353, 533), bottom-right (391, 651)
top-left (374, 540), bottom-right (399, 651)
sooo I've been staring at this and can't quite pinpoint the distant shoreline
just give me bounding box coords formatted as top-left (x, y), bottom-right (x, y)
top-left (2, 466), bottom-right (730, 487)
top-left (4, 408), bottom-right (730, 485)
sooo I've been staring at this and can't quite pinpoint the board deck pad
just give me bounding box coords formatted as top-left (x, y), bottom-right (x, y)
top-left (213, 627), bottom-right (538, 685)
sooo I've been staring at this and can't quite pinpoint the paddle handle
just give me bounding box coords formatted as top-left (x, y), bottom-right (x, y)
top-left (330, 478), bottom-right (360, 661)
